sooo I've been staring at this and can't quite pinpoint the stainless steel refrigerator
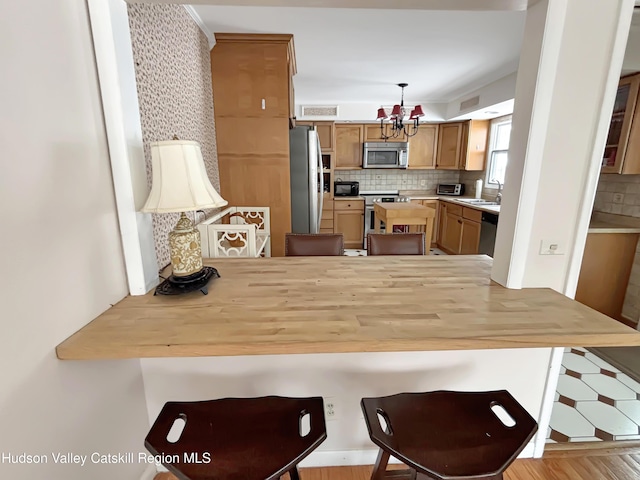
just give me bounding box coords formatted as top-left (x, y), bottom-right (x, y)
top-left (289, 126), bottom-right (324, 233)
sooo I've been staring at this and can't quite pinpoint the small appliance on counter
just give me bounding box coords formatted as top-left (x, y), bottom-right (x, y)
top-left (334, 181), bottom-right (359, 197)
top-left (436, 183), bottom-right (465, 196)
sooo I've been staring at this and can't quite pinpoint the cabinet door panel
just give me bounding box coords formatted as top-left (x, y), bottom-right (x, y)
top-left (442, 212), bottom-right (462, 254)
top-left (335, 125), bottom-right (364, 168)
top-left (211, 43), bottom-right (289, 118)
top-left (334, 210), bottom-right (364, 248)
top-left (408, 125), bottom-right (437, 169)
top-left (315, 122), bottom-right (335, 151)
top-left (460, 219), bottom-right (481, 254)
top-left (436, 123), bottom-right (463, 169)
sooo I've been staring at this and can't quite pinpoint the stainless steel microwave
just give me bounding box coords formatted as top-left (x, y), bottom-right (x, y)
top-left (363, 142), bottom-right (409, 169)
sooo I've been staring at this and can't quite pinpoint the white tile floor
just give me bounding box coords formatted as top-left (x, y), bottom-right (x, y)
top-left (547, 347), bottom-right (640, 443)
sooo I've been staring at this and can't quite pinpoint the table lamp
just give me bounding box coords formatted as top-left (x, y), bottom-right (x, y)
top-left (142, 139), bottom-right (228, 295)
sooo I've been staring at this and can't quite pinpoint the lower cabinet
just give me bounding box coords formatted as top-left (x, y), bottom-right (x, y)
top-left (437, 202), bottom-right (482, 255)
top-left (460, 218), bottom-right (481, 254)
top-left (333, 199), bottom-right (365, 249)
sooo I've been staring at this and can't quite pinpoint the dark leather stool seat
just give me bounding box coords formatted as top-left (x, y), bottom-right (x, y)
top-left (361, 390), bottom-right (538, 480)
top-left (367, 233), bottom-right (426, 255)
top-left (285, 233), bottom-right (344, 256)
top-left (145, 396), bottom-right (327, 480)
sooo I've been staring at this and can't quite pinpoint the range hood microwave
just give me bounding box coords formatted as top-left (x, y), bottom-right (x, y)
top-left (363, 142), bottom-right (409, 169)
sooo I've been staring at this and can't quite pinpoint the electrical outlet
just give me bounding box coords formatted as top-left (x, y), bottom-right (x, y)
top-left (324, 397), bottom-right (337, 420)
top-left (539, 239), bottom-right (565, 256)
top-left (613, 193), bottom-right (625, 204)
top-left (420, 180), bottom-right (426, 187)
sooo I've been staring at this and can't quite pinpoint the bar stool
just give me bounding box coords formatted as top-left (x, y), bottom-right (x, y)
top-left (361, 390), bottom-right (538, 480)
top-left (145, 396), bottom-right (327, 480)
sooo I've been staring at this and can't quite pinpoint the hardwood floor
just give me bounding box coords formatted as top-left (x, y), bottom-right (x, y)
top-left (153, 451), bottom-right (640, 480)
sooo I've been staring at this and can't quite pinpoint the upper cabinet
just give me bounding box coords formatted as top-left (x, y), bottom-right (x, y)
top-left (364, 124), bottom-right (407, 143)
top-left (436, 120), bottom-right (488, 171)
top-left (335, 124), bottom-right (364, 169)
top-left (297, 121), bottom-right (335, 152)
top-left (407, 124), bottom-right (438, 169)
top-left (436, 123), bottom-right (463, 169)
top-left (602, 74), bottom-right (640, 174)
top-left (211, 34), bottom-right (295, 121)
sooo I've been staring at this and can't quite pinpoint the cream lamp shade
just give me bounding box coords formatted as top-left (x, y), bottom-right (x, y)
top-left (141, 140), bottom-right (228, 213)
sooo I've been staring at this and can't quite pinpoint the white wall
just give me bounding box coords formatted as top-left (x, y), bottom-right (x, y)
top-left (142, 349), bottom-right (552, 466)
top-left (446, 72), bottom-right (518, 120)
top-left (492, 0), bottom-right (635, 292)
top-left (0, 1), bottom-right (149, 478)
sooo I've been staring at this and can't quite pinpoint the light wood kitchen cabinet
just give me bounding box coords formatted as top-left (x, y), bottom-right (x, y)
top-left (460, 218), bottom-right (481, 254)
top-left (437, 203), bottom-right (482, 254)
top-left (441, 207), bottom-right (463, 253)
top-left (298, 121), bottom-right (335, 152)
top-left (436, 121), bottom-right (489, 171)
top-left (335, 124), bottom-right (364, 169)
top-left (602, 74), bottom-right (640, 174)
top-left (334, 199), bottom-right (365, 248)
top-left (211, 34), bottom-right (296, 257)
top-left (576, 232), bottom-right (640, 320)
top-left (320, 197), bottom-right (334, 233)
top-left (211, 34), bottom-right (294, 119)
top-left (364, 124), bottom-right (408, 143)
top-left (408, 124), bottom-right (438, 169)
top-left (436, 123), bottom-right (463, 169)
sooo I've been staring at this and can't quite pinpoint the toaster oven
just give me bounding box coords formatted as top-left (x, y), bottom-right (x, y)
top-left (437, 183), bottom-right (465, 196)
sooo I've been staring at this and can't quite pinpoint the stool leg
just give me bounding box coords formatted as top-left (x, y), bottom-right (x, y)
top-left (288, 466), bottom-right (301, 480)
top-left (371, 449), bottom-right (390, 480)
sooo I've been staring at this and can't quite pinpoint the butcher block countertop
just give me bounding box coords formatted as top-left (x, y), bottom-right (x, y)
top-left (55, 256), bottom-right (640, 360)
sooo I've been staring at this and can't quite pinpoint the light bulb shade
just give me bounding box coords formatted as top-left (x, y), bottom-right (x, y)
top-left (409, 109), bottom-right (417, 120)
top-left (141, 140), bottom-right (228, 213)
top-left (412, 105), bottom-right (425, 117)
top-left (390, 104), bottom-right (402, 117)
top-left (376, 108), bottom-right (388, 120)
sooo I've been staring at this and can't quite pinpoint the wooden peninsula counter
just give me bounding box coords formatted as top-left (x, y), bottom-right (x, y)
top-left (58, 255), bottom-right (640, 463)
top-left (56, 256), bottom-right (640, 360)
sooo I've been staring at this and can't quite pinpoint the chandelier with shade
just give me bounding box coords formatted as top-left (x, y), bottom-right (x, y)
top-left (376, 83), bottom-right (425, 140)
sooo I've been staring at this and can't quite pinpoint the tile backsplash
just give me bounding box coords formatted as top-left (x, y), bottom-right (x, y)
top-left (335, 169), bottom-right (460, 192)
top-left (593, 174), bottom-right (640, 216)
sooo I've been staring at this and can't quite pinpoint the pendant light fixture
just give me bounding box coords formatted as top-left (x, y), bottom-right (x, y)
top-left (376, 83), bottom-right (424, 140)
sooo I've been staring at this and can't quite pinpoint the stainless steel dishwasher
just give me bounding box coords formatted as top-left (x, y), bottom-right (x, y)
top-left (478, 212), bottom-right (499, 257)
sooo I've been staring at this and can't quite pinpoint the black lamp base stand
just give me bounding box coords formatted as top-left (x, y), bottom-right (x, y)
top-left (154, 266), bottom-right (220, 296)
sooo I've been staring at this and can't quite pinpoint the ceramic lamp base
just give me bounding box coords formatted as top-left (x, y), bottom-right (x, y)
top-left (154, 266), bottom-right (220, 296)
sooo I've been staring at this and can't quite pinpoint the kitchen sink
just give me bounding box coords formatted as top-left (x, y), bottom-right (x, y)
top-left (456, 199), bottom-right (500, 206)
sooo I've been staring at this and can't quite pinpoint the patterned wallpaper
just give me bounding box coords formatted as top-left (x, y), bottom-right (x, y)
top-left (128, 3), bottom-right (219, 270)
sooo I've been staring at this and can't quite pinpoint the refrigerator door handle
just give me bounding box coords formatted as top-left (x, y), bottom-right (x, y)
top-left (317, 136), bottom-right (324, 231)
top-left (307, 129), bottom-right (320, 234)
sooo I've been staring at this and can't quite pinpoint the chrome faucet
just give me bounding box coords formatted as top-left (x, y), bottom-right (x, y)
top-left (493, 180), bottom-right (503, 205)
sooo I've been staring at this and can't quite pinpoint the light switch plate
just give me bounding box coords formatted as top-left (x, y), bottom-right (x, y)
top-left (540, 239), bottom-right (565, 255)
top-left (613, 193), bottom-right (625, 204)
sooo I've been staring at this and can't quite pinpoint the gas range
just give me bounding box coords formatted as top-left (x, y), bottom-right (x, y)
top-left (360, 191), bottom-right (411, 206)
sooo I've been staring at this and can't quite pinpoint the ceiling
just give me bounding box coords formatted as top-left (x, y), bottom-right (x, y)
top-left (192, 6), bottom-right (526, 105)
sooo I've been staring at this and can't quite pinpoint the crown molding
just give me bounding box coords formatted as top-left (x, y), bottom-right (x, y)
top-left (183, 5), bottom-right (215, 49)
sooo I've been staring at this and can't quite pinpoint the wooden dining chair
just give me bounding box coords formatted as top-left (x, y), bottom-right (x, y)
top-left (285, 233), bottom-right (345, 256)
top-left (361, 390), bottom-right (538, 480)
top-left (145, 396), bottom-right (327, 480)
top-left (367, 233), bottom-right (426, 255)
